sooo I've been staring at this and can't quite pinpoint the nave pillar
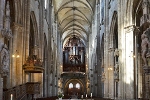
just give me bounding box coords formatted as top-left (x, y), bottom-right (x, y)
top-left (11, 23), bottom-right (22, 87)
top-left (123, 25), bottom-right (135, 99)
top-left (47, 27), bottom-right (53, 97)
top-left (103, 0), bottom-right (110, 98)
top-left (52, 46), bottom-right (57, 96)
top-left (86, 41), bottom-right (90, 94)
top-left (0, 1), bottom-right (12, 100)
top-left (0, 76), bottom-right (3, 100)
top-left (107, 48), bottom-right (115, 99)
top-left (0, 0), bottom-right (5, 100)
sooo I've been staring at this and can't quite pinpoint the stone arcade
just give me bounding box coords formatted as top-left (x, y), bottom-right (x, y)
top-left (0, 0), bottom-right (150, 100)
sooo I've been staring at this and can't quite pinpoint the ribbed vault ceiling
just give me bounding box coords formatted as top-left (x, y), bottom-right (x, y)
top-left (54, 0), bottom-right (96, 46)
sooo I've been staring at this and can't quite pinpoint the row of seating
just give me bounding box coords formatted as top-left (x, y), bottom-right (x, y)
top-left (36, 96), bottom-right (114, 100)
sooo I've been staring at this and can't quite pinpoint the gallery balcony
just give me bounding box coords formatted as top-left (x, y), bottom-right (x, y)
top-left (61, 72), bottom-right (86, 79)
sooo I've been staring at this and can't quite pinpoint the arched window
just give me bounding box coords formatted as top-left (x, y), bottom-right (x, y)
top-left (76, 83), bottom-right (80, 89)
top-left (69, 83), bottom-right (73, 89)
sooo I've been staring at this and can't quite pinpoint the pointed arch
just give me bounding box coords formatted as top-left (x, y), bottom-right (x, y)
top-left (30, 11), bottom-right (39, 46)
top-left (109, 11), bottom-right (118, 48)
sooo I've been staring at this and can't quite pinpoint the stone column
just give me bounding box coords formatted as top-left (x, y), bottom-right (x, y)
top-left (117, 0), bottom-right (126, 99)
top-left (25, 0), bottom-right (30, 59)
top-left (47, 21), bottom-right (52, 96)
top-left (85, 40), bottom-right (89, 94)
top-left (16, 26), bottom-right (23, 85)
top-left (108, 48), bottom-right (114, 99)
top-left (49, 73), bottom-right (53, 96)
top-left (54, 47), bottom-right (58, 95)
top-left (103, 0), bottom-right (109, 97)
top-left (43, 57), bottom-right (48, 97)
top-left (11, 23), bottom-right (20, 87)
top-left (96, 2), bottom-right (103, 97)
top-left (53, 46), bottom-right (57, 96)
top-left (134, 28), bottom-right (140, 99)
top-left (124, 25), bottom-right (135, 99)
top-left (106, 49), bottom-right (111, 98)
top-left (23, 0), bottom-right (31, 85)
top-left (93, 65), bottom-right (98, 96)
top-left (0, 77), bottom-right (3, 100)
top-left (137, 53), bottom-right (142, 98)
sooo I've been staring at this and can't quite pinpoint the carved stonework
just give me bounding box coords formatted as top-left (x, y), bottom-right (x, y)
top-left (1, 28), bottom-right (12, 39)
top-left (0, 44), bottom-right (9, 76)
top-left (141, 28), bottom-right (150, 67)
top-left (0, 78), bottom-right (3, 100)
top-left (143, 66), bottom-right (150, 74)
top-left (1, 1), bottom-right (12, 39)
top-left (114, 62), bottom-right (119, 81)
top-left (26, 82), bottom-right (40, 94)
top-left (23, 55), bottom-right (44, 73)
top-left (114, 48), bottom-right (119, 57)
top-left (142, 1), bottom-right (150, 8)
top-left (140, 14), bottom-right (150, 27)
top-left (101, 72), bottom-right (106, 82)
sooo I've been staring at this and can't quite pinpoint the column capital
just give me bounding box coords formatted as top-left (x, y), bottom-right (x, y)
top-left (114, 48), bottom-right (120, 57)
top-left (108, 48), bottom-right (115, 52)
top-left (11, 22), bottom-right (22, 31)
top-left (18, 26), bottom-right (24, 32)
top-left (124, 25), bottom-right (140, 33)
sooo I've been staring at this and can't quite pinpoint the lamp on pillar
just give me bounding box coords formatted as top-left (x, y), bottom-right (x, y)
top-left (108, 67), bottom-right (112, 97)
top-left (12, 50), bottom-right (20, 85)
top-left (12, 50), bottom-right (20, 58)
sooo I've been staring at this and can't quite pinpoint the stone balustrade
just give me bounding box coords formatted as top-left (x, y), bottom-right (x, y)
top-left (3, 82), bottom-right (40, 100)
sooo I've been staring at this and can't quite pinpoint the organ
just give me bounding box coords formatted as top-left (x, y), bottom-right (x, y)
top-left (63, 36), bottom-right (85, 72)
